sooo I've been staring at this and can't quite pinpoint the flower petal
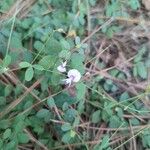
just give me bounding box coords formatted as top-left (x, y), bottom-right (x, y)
top-left (62, 78), bottom-right (72, 86)
top-left (68, 69), bottom-right (81, 82)
top-left (62, 61), bottom-right (67, 67)
top-left (57, 65), bottom-right (66, 72)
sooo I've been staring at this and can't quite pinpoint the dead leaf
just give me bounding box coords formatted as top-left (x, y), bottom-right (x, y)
top-left (142, 0), bottom-right (150, 11)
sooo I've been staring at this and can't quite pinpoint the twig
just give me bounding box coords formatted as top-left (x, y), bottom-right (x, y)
top-left (82, 17), bottom-right (114, 43)
top-left (0, 77), bottom-right (43, 118)
top-left (129, 121), bottom-right (137, 150)
top-left (24, 129), bottom-right (49, 150)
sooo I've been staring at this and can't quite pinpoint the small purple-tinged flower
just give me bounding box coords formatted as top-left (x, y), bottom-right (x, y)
top-left (62, 69), bottom-right (81, 86)
top-left (57, 61), bottom-right (67, 73)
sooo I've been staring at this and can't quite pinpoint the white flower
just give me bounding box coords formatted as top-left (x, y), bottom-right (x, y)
top-left (68, 69), bottom-right (81, 82)
top-left (57, 61), bottom-right (67, 73)
top-left (57, 28), bottom-right (65, 33)
top-left (63, 69), bottom-right (81, 86)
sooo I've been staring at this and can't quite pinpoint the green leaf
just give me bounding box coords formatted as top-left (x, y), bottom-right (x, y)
top-left (109, 116), bottom-right (122, 128)
top-left (92, 110), bottom-right (101, 123)
top-left (19, 62), bottom-right (31, 68)
top-left (54, 93), bottom-right (77, 108)
top-left (62, 102), bottom-right (69, 111)
top-left (128, 0), bottom-right (140, 10)
top-left (60, 39), bottom-right (70, 50)
top-left (39, 55), bottom-right (56, 69)
top-left (25, 67), bottom-right (34, 81)
top-left (109, 69), bottom-right (119, 77)
top-left (141, 130), bottom-right (150, 146)
top-left (34, 41), bottom-right (44, 52)
top-left (99, 135), bottom-right (110, 149)
top-left (0, 139), bottom-right (3, 148)
top-left (0, 96), bottom-right (6, 105)
top-left (23, 101), bottom-right (33, 110)
top-left (33, 64), bottom-right (44, 71)
top-left (77, 100), bottom-right (85, 114)
top-left (59, 50), bottom-right (71, 60)
top-left (61, 123), bottom-right (72, 131)
top-left (89, 0), bottom-right (97, 6)
top-left (45, 38), bottom-right (62, 55)
top-left (0, 119), bottom-right (10, 129)
top-left (44, 112), bottom-right (52, 123)
top-left (133, 65), bottom-right (137, 77)
top-left (3, 128), bottom-right (11, 140)
top-left (47, 97), bottom-right (55, 108)
top-left (136, 62), bottom-right (147, 79)
top-left (71, 53), bottom-right (85, 74)
top-left (70, 130), bottom-right (76, 137)
top-left (14, 120), bottom-right (24, 133)
top-left (21, 18), bottom-right (32, 29)
top-left (106, 79), bottom-right (113, 85)
top-left (104, 82), bottom-right (111, 91)
top-left (73, 117), bottom-right (80, 127)
top-left (50, 68), bottom-right (61, 85)
top-left (64, 108), bottom-right (77, 122)
top-left (116, 107), bottom-right (123, 118)
top-left (134, 54), bottom-right (142, 63)
top-left (3, 55), bottom-right (11, 67)
top-left (18, 133), bottom-right (29, 144)
top-left (111, 85), bottom-right (118, 92)
top-left (5, 84), bottom-right (13, 97)
top-left (10, 33), bottom-right (22, 49)
top-left (23, 49), bottom-right (33, 62)
top-left (5, 140), bottom-right (16, 150)
top-left (130, 118), bottom-right (140, 126)
top-left (62, 131), bottom-right (72, 143)
top-left (36, 109), bottom-right (49, 118)
top-left (120, 92), bottom-right (129, 101)
top-left (76, 82), bottom-right (86, 100)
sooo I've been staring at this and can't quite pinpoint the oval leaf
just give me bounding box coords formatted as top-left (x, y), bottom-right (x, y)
top-left (19, 62), bottom-right (31, 68)
top-left (3, 55), bottom-right (11, 67)
top-left (25, 67), bottom-right (34, 81)
top-left (137, 62), bottom-right (147, 79)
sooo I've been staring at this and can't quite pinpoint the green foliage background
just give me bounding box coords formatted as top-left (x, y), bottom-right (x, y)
top-left (0, 0), bottom-right (150, 149)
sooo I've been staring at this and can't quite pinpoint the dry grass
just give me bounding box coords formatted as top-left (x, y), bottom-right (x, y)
top-left (0, 0), bottom-right (150, 150)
